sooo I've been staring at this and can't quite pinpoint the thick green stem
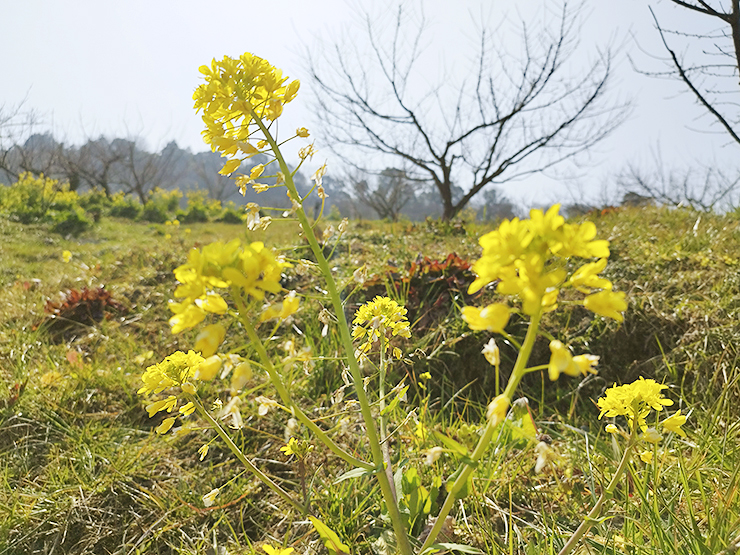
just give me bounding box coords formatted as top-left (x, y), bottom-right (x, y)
top-left (232, 289), bottom-right (372, 471)
top-left (419, 310), bottom-right (543, 553)
top-left (186, 392), bottom-right (305, 513)
top-left (251, 112), bottom-right (414, 555)
top-left (557, 430), bottom-right (636, 555)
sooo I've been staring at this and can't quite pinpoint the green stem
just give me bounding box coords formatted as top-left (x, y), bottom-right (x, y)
top-left (186, 392), bottom-right (305, 513)
top-left (419, 309), bottom-right (543, 553)
top-left (232, 289), bottom-right (372, 471)
top-left (379, 336), bottom-right (397, 502)
top-left (250, 111), bottom-right (414, 555)
top-left (557, 430), bottom-right (636, 555)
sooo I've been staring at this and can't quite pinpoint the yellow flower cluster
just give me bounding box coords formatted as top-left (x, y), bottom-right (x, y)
top-left (138, 350), bottom-right (204, 434)
top-left (169, 239), bottom-right (291, 333)
top-left (597, 376), bottom-right (684, 434)
top-left (352, 296), bottom-right (411, 359)
top-left (193, 53), bottom-right (299, 174)
top-left (468, 204), bottom-right (626, 320)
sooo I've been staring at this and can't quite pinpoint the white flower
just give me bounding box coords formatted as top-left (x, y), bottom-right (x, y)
top-left (425, 446), bottom-right (444, 465)
top-left (202, 488), bottom-right (220, 507)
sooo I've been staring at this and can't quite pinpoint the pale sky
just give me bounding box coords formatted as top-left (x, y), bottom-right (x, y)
top-left (2, 0), bottom-right (736, 206)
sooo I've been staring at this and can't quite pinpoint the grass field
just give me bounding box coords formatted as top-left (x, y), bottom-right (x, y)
top-left (1, 206), bottom-right (739, 555)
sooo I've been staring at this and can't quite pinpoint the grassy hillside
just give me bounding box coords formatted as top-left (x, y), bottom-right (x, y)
top-left (1, 206), bottom-right (739, 554)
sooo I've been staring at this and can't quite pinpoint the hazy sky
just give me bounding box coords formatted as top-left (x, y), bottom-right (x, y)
top-left (2, 0), bottom-right (736, 206)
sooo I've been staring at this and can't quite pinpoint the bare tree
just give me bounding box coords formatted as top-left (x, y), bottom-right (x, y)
top-left (57, 137), bottom-right (127, 195)
top-left (348, 167), bottom-right (415, 221)
top-left (307, 1), bottom-right (627, 220)
top-left (645, 1), bottom-right (740, 145)
top-left (618, 155), bottom-right (740, 210)
top-left (115, 139), bottom-right (184, 202)
top-left (0, 103), bottom-right (65, 183)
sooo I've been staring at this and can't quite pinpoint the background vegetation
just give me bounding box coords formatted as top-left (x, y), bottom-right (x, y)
top-left (1, 200), bottom-right (739, 554)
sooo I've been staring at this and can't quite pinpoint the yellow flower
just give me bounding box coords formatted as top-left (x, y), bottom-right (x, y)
top-left (259, 291), bottom-right (300, 321)
top-left (62, 250), bottom-right (72, 263)
top-left (219, 158), bottom-right (241, 176)
top-left (194, 53), bottom-right (300, 152)
top-left (198, 444), bottom-right (209, 461)
top-left (556, 220), bottom-right (610, 259)
top-left (662, 409), bottom-right (687, 437)
top-left (230, 361), bottom-right (252, 392)
top-left (169, 239), bottom-right (290, 332)
top-left (263, 546), bottom-right (294, 555)
top-left (169, 302), bottom-right (207, 334)
top-left (487, 394), bottom-right (509, 426)
top-left (548, 340), bottom-right (599, 381)
top-left (583, 290), bottom-right (627, 322)
top-left (280, 437), bottom-right (314, 458)
top-left (568, 258), bottom-right (612, 293)
top-left (138, 350), bottom-right (204, 395)
top-left (352, 296), bottom-right (411, 356)
top-left (461, 303), bottom-right (510, 333)
top-left (642, 427), bottom-right (662, 444)
top-left (156, 417), bottom-right (176, 435)
top-left (296, 127), bottom-right (310, 138)
top-left (597, 377), bottom-right (673, 432)
top-left (639, 450), bottom-right (653, 464)
top-left (146, 395), bottom-right (178, 417)
top-left (605, 423), bottom-right (618, 434)
top-left (194, 323), bottom-right (226, 357)
top-left (195, 292), bottom-right (228, 314)
top-left (196, 355), bottom-right (223, 381)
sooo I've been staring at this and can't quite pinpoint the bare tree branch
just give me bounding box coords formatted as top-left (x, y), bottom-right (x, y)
top-left (307, 1), bottom-right (627, 220)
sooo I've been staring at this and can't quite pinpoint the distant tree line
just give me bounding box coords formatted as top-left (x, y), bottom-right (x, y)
top-left (0, 116), bottom-right (519, 221)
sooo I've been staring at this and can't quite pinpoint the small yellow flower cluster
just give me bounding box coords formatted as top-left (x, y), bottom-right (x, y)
top-left (352, 296), bottom-right (411, 359)
top-left (137, 350), bottom-right (204, 434)
top-left (467, 204), bottom-right (626, 320)
top-left (193, 53), bottom-right (300, 171)
top-left (598, 376), bottom-right (686, 436)
top-left (169, 239), bottom-right (292, 333)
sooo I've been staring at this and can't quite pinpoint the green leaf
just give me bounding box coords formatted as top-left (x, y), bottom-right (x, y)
top-left (381, 385), bottom-right (409, 416)
top-left (432, 431), bottom-right (469, 456)
top-left (334, 467), bottom-right (377, 484)
top-left (507, 397), bottom-right (538, 444)
top-left (309, 516), bottom-right (350, 554)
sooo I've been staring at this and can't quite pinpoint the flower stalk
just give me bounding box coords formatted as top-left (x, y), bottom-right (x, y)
top-left (251, 110), bottom-right (415, 555)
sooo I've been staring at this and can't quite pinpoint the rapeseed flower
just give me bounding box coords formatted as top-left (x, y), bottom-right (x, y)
top-left (352, 296), bottom-right (411, 358)
top-left (194, 323), bottom-right (226, 357)
top-left (662, 409), bottom-right (687, 437)
top-left (548, 340), bottom-right (599, 381)
top-left (138, 350), bottom-right (204, 395)
top-left (169, 239), bottom-right (290, 333)
top-left (193, 53), bottom-right (299, 155)
top-left (462, 303), bottom-right (510, 333)
top-left (597, 377), bottom-right (674, 432)
top-left (468, 204), bottom-right (617, 319)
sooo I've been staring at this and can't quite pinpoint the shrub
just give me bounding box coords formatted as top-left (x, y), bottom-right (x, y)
top-left (50, 205), bottom-right (92, 237)
top-left (0, 173), bottom-right (75, 224)
top-left (177, 190), bottom-right (222, 223)
top-left (140, 188), bottom-right (182, 222)
top-left (108, 192), bottom-right (142, 219)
